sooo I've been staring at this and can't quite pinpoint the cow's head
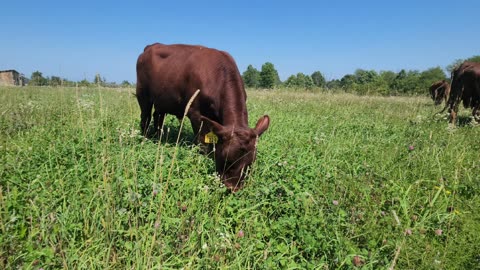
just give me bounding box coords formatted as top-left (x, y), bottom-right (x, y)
top-left (200, 115), bottom-right (270, 192)
top-left (430, 80), bottom-right (449, 106)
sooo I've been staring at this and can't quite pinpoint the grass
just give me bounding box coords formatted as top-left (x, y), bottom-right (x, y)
top-left (1, 86), bottom-right (479, 269)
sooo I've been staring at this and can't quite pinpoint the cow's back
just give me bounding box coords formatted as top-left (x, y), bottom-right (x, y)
top-left (136, 43), bottom-right (208, 94)
top-left (136, 43), bottom-right (246, 119)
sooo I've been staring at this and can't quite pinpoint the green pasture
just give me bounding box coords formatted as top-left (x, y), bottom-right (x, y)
top-left (0, 86), bottom-right (479, 269)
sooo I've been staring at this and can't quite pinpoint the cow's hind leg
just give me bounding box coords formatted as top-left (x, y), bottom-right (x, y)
top-left (449, 101), bottom-right (460, 125)
top-left (153, 110), bottom-right (166, 138)
top-left (137, 95), bottom-right (153, 136)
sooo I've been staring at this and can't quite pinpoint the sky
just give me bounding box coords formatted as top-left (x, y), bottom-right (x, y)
top-left (2, 0), bottom-right (479, 83)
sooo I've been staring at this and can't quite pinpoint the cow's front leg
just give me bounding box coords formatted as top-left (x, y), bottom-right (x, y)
top-left (188, 111), bottom-right (212, 154)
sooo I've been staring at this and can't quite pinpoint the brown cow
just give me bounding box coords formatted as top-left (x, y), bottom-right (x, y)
top-left (136, 43), bottom-right (270, 191)
top-left (429, 80), bottom-right (450, 106)
top-left (447, 61), bottom-right (480, 124)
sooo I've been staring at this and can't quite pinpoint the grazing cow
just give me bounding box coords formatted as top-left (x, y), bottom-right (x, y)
top-left (447, 61), bottom-right (480, 124)
top-left (136, 43), bottom-right (270, 191)
top-left (429, 80), bottom-right (450, 106)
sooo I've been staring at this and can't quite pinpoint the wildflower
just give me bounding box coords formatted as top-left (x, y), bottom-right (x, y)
top-left (154, 222), bottom-right (160, 229)
top-left (408, 145), bottom-right (415, 151)
top-left (435, 229), bottom-right (443, 236)
top-left (237, 230), bottom-right (244, 238)
top-left (352, 255), bottom-right (364, 267)
top-left (332, 200), bottom-right (339, 206)
top-left (404, 229), bottom-right (412, 235)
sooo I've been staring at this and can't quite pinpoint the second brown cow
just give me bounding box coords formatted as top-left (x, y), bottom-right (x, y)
top-left (429, 80), bottom-right (450, 106)
top-left (136, 43), bottom-right (270, 192)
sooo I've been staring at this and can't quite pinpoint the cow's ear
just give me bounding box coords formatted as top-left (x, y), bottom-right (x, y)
top-left (200, 116), bottom-right (226, 135)
top-left (254, 115), bottom-right (270, 137)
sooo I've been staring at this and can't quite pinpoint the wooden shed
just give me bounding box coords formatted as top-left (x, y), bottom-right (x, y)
top-left (0, 70), bottom-right (26, 86)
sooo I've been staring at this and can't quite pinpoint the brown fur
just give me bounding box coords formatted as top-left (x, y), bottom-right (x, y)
top-left (448, 61), bottom-right (480, 124)
top-left (136, 43), bottom-right (270, 192)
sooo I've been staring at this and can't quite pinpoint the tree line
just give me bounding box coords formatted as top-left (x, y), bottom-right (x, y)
top-left (25, 55), bottom-right (480, 96)
top-left (242, 55), bottom-right (480, 95)
top-left (28, 71), bottom-right (132, 88)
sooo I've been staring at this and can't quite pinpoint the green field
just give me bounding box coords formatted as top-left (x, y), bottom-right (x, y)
top-left (1, 86), bottom-right (479, 269)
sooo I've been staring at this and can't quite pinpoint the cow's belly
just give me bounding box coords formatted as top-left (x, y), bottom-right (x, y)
top-left (151, 89), bottom-right (188, 117)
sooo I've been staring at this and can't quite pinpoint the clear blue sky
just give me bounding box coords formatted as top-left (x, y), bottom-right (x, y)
top-left (2, 0), bottom-right (479, 83)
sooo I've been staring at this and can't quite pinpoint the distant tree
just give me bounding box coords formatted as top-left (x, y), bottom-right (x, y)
top-left (284, 73), bottom-right (314, 90)
top-left (340, 74), bottom-right (356, 89)
top-left (304, 75), bottom-right (314, 90)
top-left (419, 67), bottom-right (447, 84)
top-left (295, 73), bottom-right (307, 88)
top-left (354, 69), bottom-right (378, 84)
top-left (94, 73), bottom-right (104, 86)
top-left (379, 71), bottom-right (396, 87)
top-left (326, 79), bottom-right (341, 90)
top-left (62, 79), bottom-right (75, 87)
top-left (30, 71), bottom-right (47, 86)
top-left (242, 65), bottom-right (260, 88)
top-left (391, 69), bottom-right (422, 94)
top-left (49, 76), bottom-right (62, 87)
top-left (105, 81), bottom-right (118, 88)
top-left (284, 75), bottom-right (298, 88)
top-left (377, 71), bottom-right (397, 95)
top-left (259, 62), bottom-right (280, 89)
top-left (311, 71), bottom-right (326, 88)
top-left (78, 79), bottom-right (91, 87)
top-left (297, 73), bottom-right (314, 89)
top-left (121, 80), bottom-right (131, 87)
top-left (341, 69), bottom-right (378, 95)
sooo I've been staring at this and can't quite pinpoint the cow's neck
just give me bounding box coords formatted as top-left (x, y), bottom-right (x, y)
top-left (222, 108), bottom-right (249, 129)
top-left (220, 87), bottom-right (249, 129)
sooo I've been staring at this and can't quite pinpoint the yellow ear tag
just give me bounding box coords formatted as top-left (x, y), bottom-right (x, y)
top-left (204, 131), bottom-right (218, 144)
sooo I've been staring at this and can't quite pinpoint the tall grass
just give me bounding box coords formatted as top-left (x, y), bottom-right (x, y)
top-left (1, 86), bottom-right (479, 269)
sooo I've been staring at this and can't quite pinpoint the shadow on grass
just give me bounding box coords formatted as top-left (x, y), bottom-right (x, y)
top-left (431, 113), bottom-right (478, 127)
top-left (456, 115), bottom-right (478, 127)
top-left (144, 119), bottom-right (198, 146)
